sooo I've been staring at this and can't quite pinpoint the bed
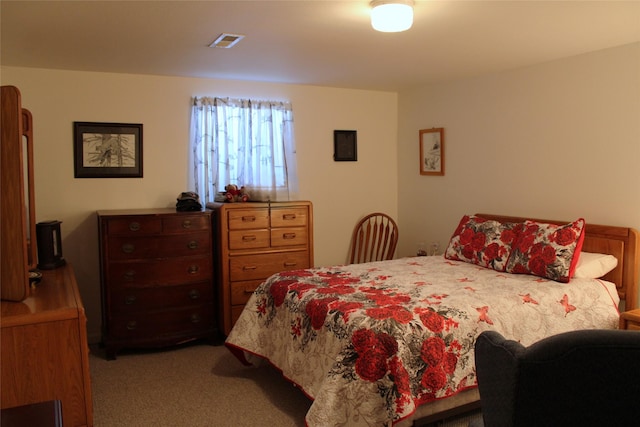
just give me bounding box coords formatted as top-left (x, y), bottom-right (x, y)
top-left (225, 214), bottom-right (639, 426)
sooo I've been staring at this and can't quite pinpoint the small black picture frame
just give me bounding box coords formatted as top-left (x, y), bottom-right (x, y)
top-left (74, 122), bottom-right (143, 178)
top-left (333, 130), bottom-right (357, 161)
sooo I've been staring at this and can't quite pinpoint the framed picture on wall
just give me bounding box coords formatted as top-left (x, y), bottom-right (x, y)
top-left (73, 122), bottom-right (143, 178)
top-left (419, 128), bottom-right (444, 176)
top-left (333, 130), bottom-right (357, 161)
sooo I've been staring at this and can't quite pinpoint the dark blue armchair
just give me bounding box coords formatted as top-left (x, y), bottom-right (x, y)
top-left (474, 329), bottom-right (640, 427)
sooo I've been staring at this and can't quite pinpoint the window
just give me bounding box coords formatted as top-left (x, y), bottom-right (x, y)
top-left (190, 97), bottom-right (298, 203)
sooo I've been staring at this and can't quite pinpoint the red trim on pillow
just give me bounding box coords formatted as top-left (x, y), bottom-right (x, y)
top-left (569, 225), bottom-right (586, 278)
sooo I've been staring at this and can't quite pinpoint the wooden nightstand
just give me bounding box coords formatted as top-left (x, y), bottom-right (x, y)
top-left (620, 308), bottom-right (640, 330)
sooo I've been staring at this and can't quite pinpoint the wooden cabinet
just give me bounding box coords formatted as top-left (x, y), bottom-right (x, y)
top-left (208, 201), bottom-right (313, 335)
top-left (1, 85), bottom-right (36, 302)
top-left (98, 208), bottom-right (217, 359)
top-left (1, 264), bottom-right (93, 427)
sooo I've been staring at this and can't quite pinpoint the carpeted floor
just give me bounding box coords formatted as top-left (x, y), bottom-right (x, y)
top-left (90, 341), bottom-right (483, 427)
top-left (89, 342), bottom-right (311, 426)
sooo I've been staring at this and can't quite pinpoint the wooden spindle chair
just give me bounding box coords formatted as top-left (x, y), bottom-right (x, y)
top-left (348, 213), bottom-right (399, 264)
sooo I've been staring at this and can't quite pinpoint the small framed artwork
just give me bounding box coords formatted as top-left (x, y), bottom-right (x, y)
top-left (74, 122), bottom-right (143, 178)
top-left (333, 130), bottom-right (357, 161)
top-left (419, 127), bottom-right (444, 176)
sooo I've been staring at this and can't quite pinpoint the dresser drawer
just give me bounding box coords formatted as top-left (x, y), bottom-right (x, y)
top-left (230, 279), bottom-right (264, 305)
top-left (107, 255), bottom-right (212, 287)
top-left (229, 251), bottom-right (310, 282)
top-left (106, 217), bottom-right (163, 235)
top-left (229, 229), bottom-right (270, 250)
top-left (207, 201), bottom-right (312, 336)
top-left (227, 208), bottom-right (269, 230)
top-left (163, 215), bottom-right (210, 233)
top-left (98, 208), bottom-right (217, 358)
top-left (109, 306), bottom-right (215, 339)
top-left (106, 231), bottom-right (211, 260)
top-left (271, 227), bottom-right (308, 248)
top-left (270, 207), bottom-right (308, 228)
top-left (110, 282), bottom-right (213, 312)
top-left (231, 305), bottom-right (245, 327)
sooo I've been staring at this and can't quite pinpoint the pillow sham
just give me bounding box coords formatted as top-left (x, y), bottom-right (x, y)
top-left (505, 218), bottom-right (586, 283)
top-left (573, 252), bottom-right (618, 279)
top-left (445, 215), bottom-right (522, 272)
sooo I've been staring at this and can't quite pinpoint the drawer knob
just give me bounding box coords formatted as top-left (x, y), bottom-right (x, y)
top-left (241, 215), bottom-right (256, 222)
top-left (188, 240), bottom-right (199, 249)
top-left (242, 265), bottom-right (257, 271)
top-left (283, 214), bottom-right (296, 220)
top-left (126, 321), bottom-right (137, 330)
top-left (242, 235), bottom-right (256, 242)
top-left (190, 314), bottom-right (201, 323)
top-left (125, 295), bottom-right (137, 305)
top-left (121, 243), bottom-right (135, 254)
top-left (182, 219), bottom-right (192, 229)
top-left (283, 232), bottom-right (296, 240)
top-left (129, 222), bottom-right (141, 232)
top-left (188, 289), bottom-right (201, 300)
top-left (124, 270), bottom-right (136, 280)
top-left (188, 265), bottom-right (200, 274)
top-left (284, 262), bottom-right (297, 267)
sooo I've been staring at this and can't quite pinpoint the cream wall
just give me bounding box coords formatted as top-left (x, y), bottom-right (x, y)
top-left (3, 42), bottom-right (639, 341)
top-left (0, 67), bottom-right (398, 342)
top-left (397, 42), bottom-right (640, 304)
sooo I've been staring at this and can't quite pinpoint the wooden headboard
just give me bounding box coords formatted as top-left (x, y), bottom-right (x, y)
top-left (477, 214), bottom-right (640, 311)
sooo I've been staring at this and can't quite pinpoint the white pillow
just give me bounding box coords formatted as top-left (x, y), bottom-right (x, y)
top-left (573, 252), bottom-right (618, 279)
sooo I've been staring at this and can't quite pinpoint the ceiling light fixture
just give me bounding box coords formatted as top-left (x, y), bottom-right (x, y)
top-left (370, 0), bottom-right (414, 33)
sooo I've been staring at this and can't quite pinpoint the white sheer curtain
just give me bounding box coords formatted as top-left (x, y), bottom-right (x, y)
top-left (189, 97), bottom-right (298, 204)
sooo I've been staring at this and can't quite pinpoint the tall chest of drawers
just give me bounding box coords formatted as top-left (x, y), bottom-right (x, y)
top-left (208, 201), bottom-right (313, 335)
top-left (97, 208), bottom-right (217, 359)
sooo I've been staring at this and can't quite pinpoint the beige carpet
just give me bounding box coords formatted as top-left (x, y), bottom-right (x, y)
top-left (90, 342), bottom-right (483, 427)
top-left (89, 342), bottom-right (311, 426)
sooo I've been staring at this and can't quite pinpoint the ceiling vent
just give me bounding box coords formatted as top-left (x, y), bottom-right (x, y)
top-left (209, 33), bottom-right (245, 49)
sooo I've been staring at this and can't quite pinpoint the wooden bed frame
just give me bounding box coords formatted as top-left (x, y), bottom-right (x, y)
top-left (407, 214), bottom-right (640, 426)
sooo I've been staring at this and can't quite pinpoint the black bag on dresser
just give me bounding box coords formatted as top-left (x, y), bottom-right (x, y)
top-left (175, 191), bottom-right (202, 211)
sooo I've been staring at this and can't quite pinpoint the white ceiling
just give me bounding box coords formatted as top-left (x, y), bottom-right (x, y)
top-left (2, 0), bottom-right (639, 92)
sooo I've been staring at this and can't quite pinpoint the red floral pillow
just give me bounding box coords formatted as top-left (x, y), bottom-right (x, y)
top-left (445, 215), bottom-right (523, 272)
top-left (505, 219), bottom-right (586, 283)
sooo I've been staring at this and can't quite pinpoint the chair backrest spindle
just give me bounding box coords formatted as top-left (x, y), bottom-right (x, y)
top-left (348, 213), bottom-right (398, 264)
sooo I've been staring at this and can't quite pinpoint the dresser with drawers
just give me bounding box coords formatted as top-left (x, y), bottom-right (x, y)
top-left (208, 201), bottom-right (313, 335)
top-left (1, 264), bottom-right (93, 427)
top-left (97, 208), bottom-right (217, 359)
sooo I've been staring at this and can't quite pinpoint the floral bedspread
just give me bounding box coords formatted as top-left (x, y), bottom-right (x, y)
top-left (225, 256), bottom-right (620, 426)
